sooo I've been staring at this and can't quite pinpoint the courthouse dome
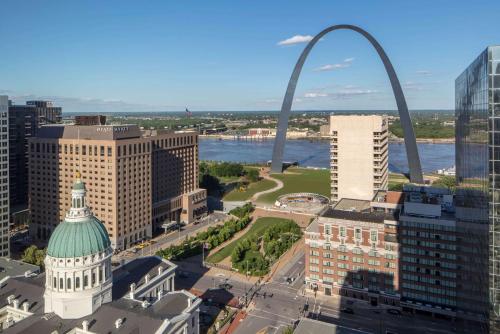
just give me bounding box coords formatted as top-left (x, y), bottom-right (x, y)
top-left (46, 175), bottom-right (111, 258)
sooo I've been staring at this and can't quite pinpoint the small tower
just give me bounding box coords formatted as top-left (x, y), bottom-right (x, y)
top-left (44, 172), bottom-right (113, 319)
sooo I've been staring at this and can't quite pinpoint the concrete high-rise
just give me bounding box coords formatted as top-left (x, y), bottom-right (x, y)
top-left (329, 115), bottom-right (389, 202)
top-left (455, 45), bottom-right (500, 332)
top-left (28, 124), bottom-right (206, 250)
top-left (0, 96), bottom-right (9, 257)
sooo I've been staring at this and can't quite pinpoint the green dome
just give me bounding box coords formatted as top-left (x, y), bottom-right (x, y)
top-left (47, 216), bottom-right (111, 258)
top-left (73, 181), bottom-right (86, 191)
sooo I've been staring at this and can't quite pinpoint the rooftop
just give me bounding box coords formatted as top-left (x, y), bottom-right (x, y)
top-left (2, 257), bottom-right (193, 334)
top-left (0, 258), bottom-right (40, 281)
top-left (333, 198), bottom-right (371, 212)
top-left (321, 207), bottom-right (398, 223)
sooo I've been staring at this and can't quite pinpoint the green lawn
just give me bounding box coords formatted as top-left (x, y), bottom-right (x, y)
top-left (257, 168), bottom-right (330, 204)
top-left (223, 178), bottom-right (277, 201)
top-left (206, 217), bottom-right (289, 263)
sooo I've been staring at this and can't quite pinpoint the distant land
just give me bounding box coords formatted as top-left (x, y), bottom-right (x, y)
top-left (62, 109), bottom-right (454, 117)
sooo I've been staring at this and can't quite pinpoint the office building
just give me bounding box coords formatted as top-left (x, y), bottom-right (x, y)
top-left (0, 177), bottom-right (200, 333)
top-left (456, 45), bottom-right (500, 331)
top-left (7, 100), bottom-right (62, 210)
top-left (29, 124), bottom-right (206, 250)
top-left (304, 191), bottom-right (402, 306)
top-left (329, 115), bottom-right (388, 202)
top-left (0, 96), bottom-right (8, 258)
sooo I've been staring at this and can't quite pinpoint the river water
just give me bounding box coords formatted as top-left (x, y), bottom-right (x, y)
top-left (199, 138), bottom-right (455, 173)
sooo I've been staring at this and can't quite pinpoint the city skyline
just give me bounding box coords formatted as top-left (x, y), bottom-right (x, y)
top-left (0, 0), bottom-right (499, 112)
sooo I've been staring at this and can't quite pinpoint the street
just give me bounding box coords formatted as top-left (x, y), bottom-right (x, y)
top-left (112, 212), bottom-right (229, 262)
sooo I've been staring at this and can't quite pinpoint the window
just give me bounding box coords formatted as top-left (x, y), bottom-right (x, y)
top-left (76, 277), bottom-right (80, 289)
top-left (339, 226), bottom-right (346, 237)
top-left (324, 224), bottom-right (331, 235)
top-left (84, 275), bottom-right (88, 287)
top-left (355, 228), bottom-right (362, 240)
top-left (370, 230), bottom-right (378, 242)
top-left (53, 277), bottom-right (57, 288)
top-left (67, 278), bottom-right (71, 289)
top-left (60, 278), bottom-right (64, 289)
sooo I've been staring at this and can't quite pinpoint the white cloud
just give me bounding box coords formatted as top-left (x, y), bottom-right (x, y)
top-left (416, 70), bottom-right (432, 76)
top-left (403, 81), bottom-right (424, 91)
top-left (313, 63), bottom-right (349, 71)
top-left (313, 57), bottom-right (354, 72)
top-left (277, 35), bottom-right (314, 46)
top-left (304, 88), bottom-right (378, 100)
top-left (304, 92), bottom-right (329, 98)
top-left (4, 91), bottom-right (181, 113)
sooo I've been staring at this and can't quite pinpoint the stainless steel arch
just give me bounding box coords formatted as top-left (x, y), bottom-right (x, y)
top-left (270, 24), bottom-right (423, 183)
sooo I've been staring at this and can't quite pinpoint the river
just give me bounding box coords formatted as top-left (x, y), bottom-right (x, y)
top-left (199, 138), bottom-right (455, 173)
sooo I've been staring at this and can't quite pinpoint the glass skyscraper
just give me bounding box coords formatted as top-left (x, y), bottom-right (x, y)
top-left (456, 45), bottom-right (500, 332)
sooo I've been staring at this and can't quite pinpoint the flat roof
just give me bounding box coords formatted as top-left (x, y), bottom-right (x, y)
top-left (322, 207), bottom-right (397, 223)
top-left (0, 258), bottom-right (40, 281)
top-left (36, 124), bottom-right (142, 140)
top-left (333, 198), bottom-right (371, 212)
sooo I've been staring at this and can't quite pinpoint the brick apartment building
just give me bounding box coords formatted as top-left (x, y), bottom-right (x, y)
top-left (305, 185), bottom-right (488, 325)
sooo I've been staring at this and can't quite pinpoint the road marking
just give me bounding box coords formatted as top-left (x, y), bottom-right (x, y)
top-left (246, 313), bottom-right (290, 326)
top-left (253, 308), bottom-right (297, 322)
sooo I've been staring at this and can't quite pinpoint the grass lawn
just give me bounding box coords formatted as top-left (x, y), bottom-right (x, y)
top-left (206, 217), bottom-right (289, 263)
top-left (223, 178), bottom-right (277, 201)
top-left (257, 168), bottom-right (330, 204)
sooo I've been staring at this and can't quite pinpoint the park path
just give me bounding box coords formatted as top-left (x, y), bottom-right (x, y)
top-left (250, 169), bottom-right (284, 203)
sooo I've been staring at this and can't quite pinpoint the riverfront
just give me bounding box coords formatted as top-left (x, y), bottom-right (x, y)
top-left (199, 137), bottom-right (455, 173)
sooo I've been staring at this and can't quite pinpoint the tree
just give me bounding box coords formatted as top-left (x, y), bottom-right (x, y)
top-left (245, 169), bottom-right (260, 183)
top-left (22, 245), bottom-right (46, 268)
top-left (433, 175), bottom-right (456, 191)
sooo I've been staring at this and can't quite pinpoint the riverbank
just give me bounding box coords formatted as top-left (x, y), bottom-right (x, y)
top-left (200, 134), bottom-right (455, 144)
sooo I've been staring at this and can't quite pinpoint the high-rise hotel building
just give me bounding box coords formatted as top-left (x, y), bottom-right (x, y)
top-left (28, 123), bottom-right (206, 250)
top-left (456, 45), bottom-right (500, 332)
top-left (329, 115), bottom-right (388, 202)
top-left (0, 97), bottom-right (9, 257)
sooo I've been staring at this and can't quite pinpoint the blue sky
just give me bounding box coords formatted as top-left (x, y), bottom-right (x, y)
top-left (0, 0), bottom-right (499, 113)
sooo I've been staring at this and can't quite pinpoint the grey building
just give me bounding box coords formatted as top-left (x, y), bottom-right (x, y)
top-left (0, 97), bottom-right (9, 258)
top-left (455, 45), bottom-right (500, 332)
top-left (8, 101), bottom-right (61, 210)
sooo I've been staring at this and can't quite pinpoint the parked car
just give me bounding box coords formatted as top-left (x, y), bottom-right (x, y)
top-left (387, 309), bottom-right (402, 316)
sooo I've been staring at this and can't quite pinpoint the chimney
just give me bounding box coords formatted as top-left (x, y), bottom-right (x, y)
top-left (158, 267), bottom-right (163, 275)
top-left (13, 299), bottom-right (19, 309)
top-left (22, 302), bottom-right (29, 312)
top-left (6, 295), bottom-right (15, 305)
top-left (145, 274), bottom-right (150, 284)
top-left (82, 320), bottom-right (89, 331)
top-left (129, 283), bottom-right (136, 299)
top-left (115, 318), bottom-right (123, 329)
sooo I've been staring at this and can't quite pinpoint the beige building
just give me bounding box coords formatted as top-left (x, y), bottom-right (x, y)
top-left (329, 115), bottom-right (388, 202)
top-left (29, 124), bottom-right (206, 250)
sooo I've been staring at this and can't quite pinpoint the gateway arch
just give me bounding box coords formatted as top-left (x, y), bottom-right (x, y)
top-left (270, 24), bottom-right (423, 184)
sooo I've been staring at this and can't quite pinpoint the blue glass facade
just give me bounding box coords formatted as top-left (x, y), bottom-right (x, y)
top-left (456, 46), bottom-right (500, 331)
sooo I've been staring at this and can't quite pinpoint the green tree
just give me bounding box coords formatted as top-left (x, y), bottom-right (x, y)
top-left (22, 245), bottom-right (46, 268)
top-left (433, 175), bottom-right (456, 191)
top-left (245, 169), bottom-right (260, 183)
